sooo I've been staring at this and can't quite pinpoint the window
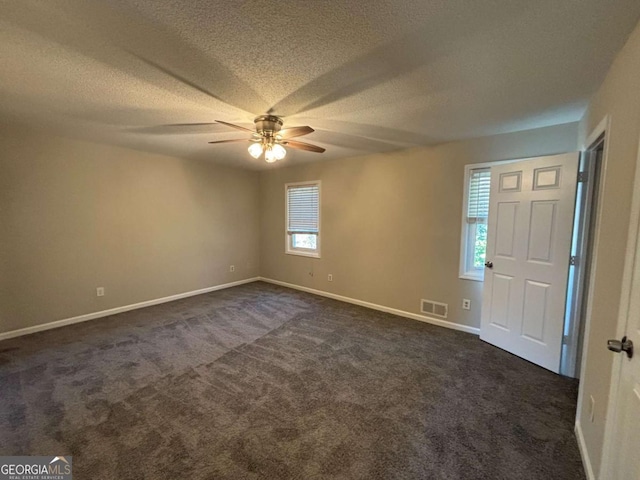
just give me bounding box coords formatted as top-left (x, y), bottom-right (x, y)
top-left (286, 181), bottom-right (320, 257)
top-left (460, 166), bottom-right (491, 280)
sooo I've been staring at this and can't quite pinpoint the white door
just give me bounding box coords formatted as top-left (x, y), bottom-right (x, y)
top-left (480, 153), bottom-right (579, 373)
top-left (605, 162), bottom-right (640, 479)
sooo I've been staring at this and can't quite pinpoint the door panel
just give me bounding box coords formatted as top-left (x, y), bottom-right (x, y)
top-left (490, 274), bottom-right (513, 331)
top-left (499, 171), bottom-right (522, 192)
top-left (496, 203), bottom-right (518, 257)
top-left (608, 172), bottom-right (640, 478)
top-left (533, 166), bottom-right (562, 189)
top-left (528, 201), bottom-right (556, 263)
top-left (522, 280), bottom-right (549, 343)
top-left (480, 153), bottom-right (579, 373)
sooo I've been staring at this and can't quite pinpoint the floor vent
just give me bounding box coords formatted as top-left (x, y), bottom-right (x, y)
top-left (421, 299), bottom-right (448, 319)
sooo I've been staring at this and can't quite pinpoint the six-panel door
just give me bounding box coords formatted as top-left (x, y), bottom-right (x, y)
top-left (480, 153), bottom-right (579, 373)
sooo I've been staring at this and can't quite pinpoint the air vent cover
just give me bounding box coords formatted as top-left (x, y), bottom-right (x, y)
top-left (421, 299), bottom-right (448, 319)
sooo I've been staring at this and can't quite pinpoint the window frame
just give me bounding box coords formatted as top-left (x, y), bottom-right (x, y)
top-left (285, 180), bottom-right (321, 258)
top-left (459, 163), bottom-right (493, 281)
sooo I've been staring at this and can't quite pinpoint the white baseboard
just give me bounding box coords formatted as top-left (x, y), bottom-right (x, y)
top-left (1, 276), bottom-right (479, 342)
top-left (259, 277), bottom-right (480, 335)
top-left (575, 421), bottom-right (596, 480)
top-left (0, 277), bottom-right (260, 342)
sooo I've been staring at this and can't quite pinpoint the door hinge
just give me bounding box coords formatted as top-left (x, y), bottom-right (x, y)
top-left (563, 335), bottom-right (571, 345)
top-left (569, 256), bottom-right (579, 266)
top-left (577, 171), bottom-right (588, 183)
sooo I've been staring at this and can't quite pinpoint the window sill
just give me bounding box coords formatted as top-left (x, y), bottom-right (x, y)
top-left (286, 250), bottom-right (321, 259)
top-left (459, 272), bottom-right (484, 282)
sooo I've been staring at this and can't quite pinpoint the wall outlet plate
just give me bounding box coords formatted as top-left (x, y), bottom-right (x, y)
top-left (462, 299), bottom-right (471, 310)
top-left (230, 265), bottom-right (235, 272)
top-left (96, 287), bottom-right (105, 297)
top-left (328, 274), bottom-right (333, 282)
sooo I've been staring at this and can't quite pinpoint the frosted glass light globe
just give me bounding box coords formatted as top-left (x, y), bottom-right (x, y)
top-left (272, 144), bottom-right (287, 160)
top-left (248, 143), bottom-right (263, 159)
top-left (264, 147), bottom-right (277, 163)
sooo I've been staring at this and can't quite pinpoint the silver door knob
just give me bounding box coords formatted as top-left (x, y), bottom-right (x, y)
top-left (607, 336), bottom-right (634, 359)
top-left (484, 261), bottom-right (493, 269)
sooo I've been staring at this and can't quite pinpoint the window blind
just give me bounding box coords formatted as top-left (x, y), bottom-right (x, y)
top-left (467, 168), bottom-right (491, 222)
top-left (287, 184), bottom-right (319, 234)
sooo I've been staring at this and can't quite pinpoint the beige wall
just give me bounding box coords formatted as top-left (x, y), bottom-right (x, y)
top-left (259, 123), bottom-right (578, 329)
top-left (576, 21), bottom-right (640, 476)
top-left (0, 125), bottom-right (260, 334)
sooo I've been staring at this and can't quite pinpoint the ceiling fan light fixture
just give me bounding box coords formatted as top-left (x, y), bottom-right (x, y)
top-left (248, 142), bottom-right (263, 159)
top-left (264, 146), bottom-right (277, 163)
top-left (212, 115), bottom-right (323, 163)
top-left (272, 143), bottom-right (286, 160)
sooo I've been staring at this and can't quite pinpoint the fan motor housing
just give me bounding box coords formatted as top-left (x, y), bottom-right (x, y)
top-left (254, 115), bottom-right (283, 136)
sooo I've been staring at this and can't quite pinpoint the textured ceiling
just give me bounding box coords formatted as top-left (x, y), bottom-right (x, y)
top-left (1, 1), bottom-right (639, 169)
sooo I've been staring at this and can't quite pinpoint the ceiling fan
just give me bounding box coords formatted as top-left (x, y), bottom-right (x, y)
top-left (209, 115), bottom-right (325, 163)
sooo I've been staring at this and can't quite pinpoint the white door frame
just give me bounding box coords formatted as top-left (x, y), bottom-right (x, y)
top-left (562, 148), bottom-right (599, 378)
top-left (599, 126), bottom-right (640, 478)
top-left (574, 115), bottom-right (610, 479)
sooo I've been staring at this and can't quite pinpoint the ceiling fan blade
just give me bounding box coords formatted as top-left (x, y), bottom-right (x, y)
top-left (169, 123), bottom-right (218, 127)
top-left (129, 123), bottom-right (224, 135)
top-left (282, 139), bottom-right (326, 153)
top-left (215, 120), bottom-right (255, 134)
top-left (208, 138), bottom-right (250, 144)
top-left (278, 126), bottom-right (314, 139)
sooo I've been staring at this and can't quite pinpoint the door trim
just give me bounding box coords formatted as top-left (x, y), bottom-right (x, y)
top-left (599, 126), bottom-right (640, 478)
top-left (574, 114), bottom-right (610, 476)
top-left (561, 149), bottom-right (599, 377)
top-left (575, 420), bottom-right (597, 480)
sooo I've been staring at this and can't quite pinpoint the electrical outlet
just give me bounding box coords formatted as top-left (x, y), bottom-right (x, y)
top-left (462, 299), bottom-right (471, 310)
top-left (229, 265), bottom-right (235, 272)
top-left (96, 287), bottom-right (105, 297)
top-left (328, 274), bottom-right (333, 282)
top-left (589, 396), bottom-right (595, 422)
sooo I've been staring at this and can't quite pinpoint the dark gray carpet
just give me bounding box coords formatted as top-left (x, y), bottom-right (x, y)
top-left (0, 281), bottom-right (585, 479)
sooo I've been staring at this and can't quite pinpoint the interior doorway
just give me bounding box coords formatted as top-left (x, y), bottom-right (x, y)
top-left (561, 135), bottom-right (605, 378)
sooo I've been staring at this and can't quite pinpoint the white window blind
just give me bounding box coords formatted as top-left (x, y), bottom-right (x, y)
top-left (287, 184), bottom-right (319, 234)
top-left (467, 168), bottom-right (491, 222)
